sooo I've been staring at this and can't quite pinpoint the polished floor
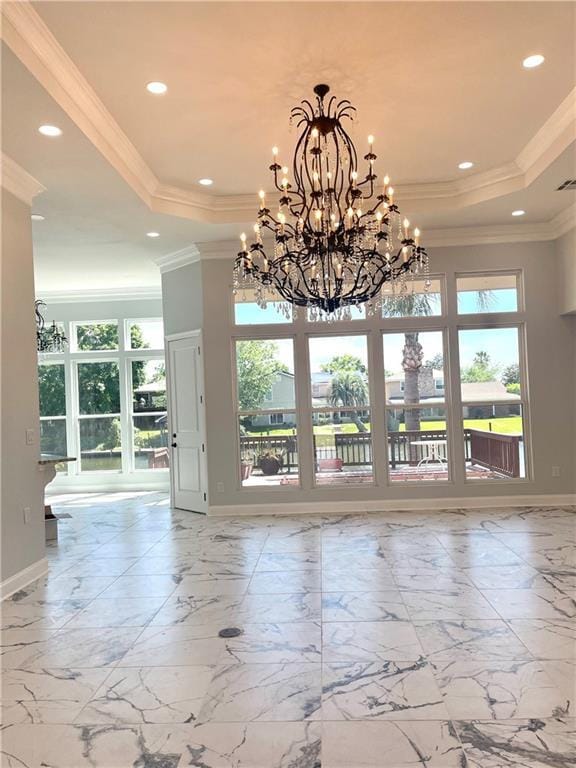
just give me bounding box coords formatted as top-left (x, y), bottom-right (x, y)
top-left (1, 492), bottom-right (575, 767)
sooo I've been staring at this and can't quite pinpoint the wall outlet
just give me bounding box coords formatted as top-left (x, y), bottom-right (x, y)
top-left (23, 507), bottom-right (32, 524)
top-left (552, 466), bottom-right (561, 477)
top-left (217, 482), bottom-right (225, 492)
top-left (25, 428), bottom-right (35, 446)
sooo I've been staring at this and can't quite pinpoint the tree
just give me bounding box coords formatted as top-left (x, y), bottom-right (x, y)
top-left (321, 354), bottom-right (366, 375)
top-left (381, 292), bottom-right (432, 431)
top-left (424, 353), bottom-right (444, 370)
top-left (502, 364), bottom-right (520, 386)
top-left (461, 351), bottom-right (499, 383)
top-left (236, 340), bottom-right (286, 411)
top-left (328, 371), bottom-right (369, 432)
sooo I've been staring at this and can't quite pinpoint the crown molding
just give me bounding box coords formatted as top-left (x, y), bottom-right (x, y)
top-left (154, 245), bottom-right (201, 274)
top-left (1, 153), bottom-right (45, 205)
top-left (38, 286), bottom-right (162, 303)
top-left (552, 201), bottom-right (576, 239)
top-left (1, 1), bottom-right (156, 206)
top-left (2, 1), bottom-right (575, 224)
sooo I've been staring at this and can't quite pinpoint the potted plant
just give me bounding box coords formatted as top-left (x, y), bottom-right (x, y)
top-left (258, 448), bottom-right (285, 475)
top-left (240, 450), bottom-right (255, 480)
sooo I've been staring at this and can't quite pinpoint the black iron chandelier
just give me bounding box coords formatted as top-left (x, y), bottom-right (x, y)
top-left (233, 83), bottom-right (430, 320)
top-left (36, 300), bottom-right (67, 353)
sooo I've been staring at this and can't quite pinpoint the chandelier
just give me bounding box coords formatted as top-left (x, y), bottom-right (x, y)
top-left (36, 300), bottom-right (67, 353)
top-left (233, 83), bottom-right (430, 320)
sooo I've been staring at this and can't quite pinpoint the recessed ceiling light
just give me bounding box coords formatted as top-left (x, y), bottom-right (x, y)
top-left (146, 81), bottom-right (167, 95)
top-left (458, 161), bottom-right (474, 170)
top-left (31, 214), bottom-right (45, 221)
top-left (198, 178), bottom-right (214, 186)
top-left (523, 54), bottom-right (545, 69)
top-left (512, 210), bottom-right (526, 217)
top-left (38, 124), bottom-right (62, 137)
top-left (146, 231), bottom-right (160, 238)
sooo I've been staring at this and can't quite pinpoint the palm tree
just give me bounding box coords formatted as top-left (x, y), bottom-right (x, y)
top-left (328, 371), bottom-right (369, 432)
top-left (382, 293), bottom-right (432, 431)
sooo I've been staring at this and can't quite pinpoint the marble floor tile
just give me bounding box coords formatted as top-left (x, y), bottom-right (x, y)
top-left (1, 598), bottom-right (89, 630)
top-left (172, 574), bottom-right (251, 597)
top-left (431, 659), bottom-right (571, 719)
top-left (13, 575), bottom-right (118, 602)
top-left (9, 627), bottom-right (144, 668)
top-left (62, 596), bottom-right (167, 628)
top-left (54, 557), bottom-right (139, 577)
top-left (322, 567), bottom-right (396, 592)
top-left (120, 624), bottom-right (226, 667)
top-left (76, 665), bottom-right (215, 724)
top-left (507, 619), bottom-right (576, 659)
top-left (480, 588), bottom-right (576, 620)
top-left (198, 662), bottom-right (322, 723)
top-left (322, 659), bottom-right (449, 720)
top-left (1, 667), bottom-right (112, 725)
top-left (255, 551), bottom-right (321, 572)
top-left (236, 592), bottom-right (321, 624)
top-left (150, 595), bottom-right (243, 627)
top-left (322, 591), bottom-right (409, 622)
top-left (539, 660), bottom-right (576, 702)
top-left (131, 553), bottom-right (259, 577)
top-left (1, 629), bottom-right (59, 669)
top-left (262, 532), bottom-right (322, 553)
top-left (323, 621), bottom-right (424, 662)
top-left (414, 620), bottom-right (533, 661)
top-left (322, 720), bottom-right (466, 767)
top-left (463, 565), bottom-right (554, 590)
top-left (454, 718), bottom-right (576, 767)
top-left (401, 588), bottom-right (500, 621)
top-left (222, 621), bottom-right (322, 663)
top-left (392, 566), bottom-right (475, 591)
top-left (97, 574), bottom-right (182, 599)
top-left (248, 569), bottom-right (321, 594)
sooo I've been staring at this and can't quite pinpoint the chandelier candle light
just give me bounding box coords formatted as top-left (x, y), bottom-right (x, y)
top-left (233, 84), bottom-right (430, 320)
top-left (36, 300), bottom-right (67, 353)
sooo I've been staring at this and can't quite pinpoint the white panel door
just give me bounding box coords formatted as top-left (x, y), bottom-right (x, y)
top-left (167, 332), bottom-right (207, 513)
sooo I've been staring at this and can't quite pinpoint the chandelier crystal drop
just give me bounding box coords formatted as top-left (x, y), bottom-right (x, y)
top-left (233, 84), bottom-right (430, 320)
top-left (36, 300), bottom-right (67, 353)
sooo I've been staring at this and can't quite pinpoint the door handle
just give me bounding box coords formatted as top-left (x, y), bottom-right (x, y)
top-left (171, 442), bottom-right (177, 448)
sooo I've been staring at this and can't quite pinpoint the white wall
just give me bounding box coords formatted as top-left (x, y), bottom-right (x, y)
top-left (1, 190), bottom-right (45, 584)
top-left (162, 239), bottom-right (576, 512)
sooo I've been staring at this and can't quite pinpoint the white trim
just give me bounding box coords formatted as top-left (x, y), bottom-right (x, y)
top-left (208, 494), bottom-right (576, 517)
top-left (1, 557), bottom-right (48, 601)
top-left (155, 245), bottom-right (200, 274)
top-left (48, 473), bottom-right (169, 494)
top-left (1, 153), bottom-right (45, 205)
top-left (39, 287), bottom-right (162, 304)
top-left (2, 2), bottom-right (574, 225)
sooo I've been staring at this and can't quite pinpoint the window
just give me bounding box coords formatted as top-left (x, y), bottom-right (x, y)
top-left (75, 322), bottom-right (118, 350)
top-left (458, 326), bottom-right (526, 480)
top-left (235, 338), bottom-right (298, 486)
top-left (457, 272), bottom-right (520, 314)
top-left (77, 361), bottom-right (121, 471)
top-left (309, 335), bottom-right (373, 485)
top-left (37, 315), bottom-right (167, 481)
top-left (38, 363), bottom-right (67, 470)
top-left (128, 320), bottom-right (165, 349)
top-left (234, 287), bottom-right (292, 325)
top-left (383, 331), bottom-right (449, 482)
top-left (132, 360), bottom-right (168, 470)
top-left (381, 277), bottom-right (443, 318)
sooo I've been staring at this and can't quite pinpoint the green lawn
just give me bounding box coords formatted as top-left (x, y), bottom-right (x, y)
top-left (245, 416), bottom-right (522, 437)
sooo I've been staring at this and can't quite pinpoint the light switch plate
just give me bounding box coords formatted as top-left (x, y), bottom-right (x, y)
top-left (25, 428), bottom-right (35, 445)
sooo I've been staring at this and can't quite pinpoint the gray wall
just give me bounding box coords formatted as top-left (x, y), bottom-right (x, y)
top-left (177, 240), bottom-right (575, 509)
top-left (557, 228), bottom-right (576, 315)
top-left (162, 261), bottom-right (204, 336)
top-left (1, 190), bottom-right (45, 582)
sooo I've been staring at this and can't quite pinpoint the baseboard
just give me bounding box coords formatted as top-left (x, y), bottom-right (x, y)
top-left (0, 557), bottom-right (48, 601)
top-left (208, 494), bottom-right (576, 517)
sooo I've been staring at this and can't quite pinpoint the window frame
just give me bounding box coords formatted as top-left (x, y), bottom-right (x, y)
top-left (455, 269), bottom-right (524, 317)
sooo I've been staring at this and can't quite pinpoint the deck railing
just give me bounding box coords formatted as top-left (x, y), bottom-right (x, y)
top-left (240, 428), bottom-right (521, 477)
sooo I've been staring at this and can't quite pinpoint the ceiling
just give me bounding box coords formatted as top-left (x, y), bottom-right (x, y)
top-left (1, 1), bottom-right (575, 293)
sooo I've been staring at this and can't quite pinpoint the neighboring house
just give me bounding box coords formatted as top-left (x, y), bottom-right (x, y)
top-left (386, 368), bottom-right (445, 401)
top-left (133, 379), bottom-right (167, 412)
top-left (252, 370), bottom-right (296, 426)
